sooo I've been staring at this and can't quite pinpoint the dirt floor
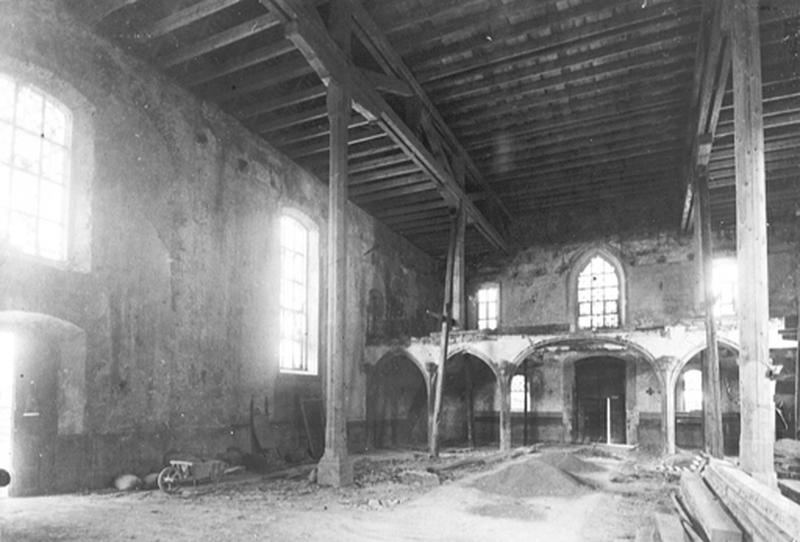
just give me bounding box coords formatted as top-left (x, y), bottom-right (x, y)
top-left (0, 445), bottom-right (679, 541)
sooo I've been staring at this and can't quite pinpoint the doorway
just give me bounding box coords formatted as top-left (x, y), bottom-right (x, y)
top-left (574, 357), bottom-right (626, 444)
top-left (0, 331), bottom-right (14, 498)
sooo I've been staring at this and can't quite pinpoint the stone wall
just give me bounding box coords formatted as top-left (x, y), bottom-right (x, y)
top-left (0, 1), bottom-right (441, 494)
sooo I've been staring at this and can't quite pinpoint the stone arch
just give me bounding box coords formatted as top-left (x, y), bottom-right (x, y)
top-left (666, 338), bottom-right (741, 455)
top-left (566, 246), bottom-right (627, 331)
top-left (509, 336), bottom-right (664, 450)
top-left (367, 348), bottom-right (429, 450)
top-left (373, 347), bottom-right (429, 386)
top-left (447, 344), bottom-right (499, 380)
top-left (0, 311), bottom-right (87, 496)
top-left (669, 337), bottom-right (740, 391)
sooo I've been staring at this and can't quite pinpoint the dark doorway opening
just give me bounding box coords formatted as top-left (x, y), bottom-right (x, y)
top-left (574, 357), bottom-right (626, 444)
top-left (441, 354), bottom-right (497, 447)
top-left (366, 355), bottom-right (427, 450)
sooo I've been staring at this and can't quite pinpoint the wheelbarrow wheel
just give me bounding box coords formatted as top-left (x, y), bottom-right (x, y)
top-left (157, 466), bottom-right (181, 494)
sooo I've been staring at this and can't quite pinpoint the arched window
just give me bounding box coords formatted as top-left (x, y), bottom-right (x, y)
top-left (576, 254), bottom-right (621, 330)
top-left (279, 211), bottom-right (319, 375)
top-left (0, 75), bottom-right (72, 261)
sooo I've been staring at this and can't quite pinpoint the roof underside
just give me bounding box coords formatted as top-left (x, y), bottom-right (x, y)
top-left (65, 0), bottom-right (800, 257)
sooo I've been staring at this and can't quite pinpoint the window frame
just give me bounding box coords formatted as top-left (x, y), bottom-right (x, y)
top-left (568, 248), bottom-right (626, 332)
top-left (0, 74), bottom-right (73, 263)
top-left (475, 282), bottom-right (500, 331)
top-left (278, 209), bottom-right (320, 376)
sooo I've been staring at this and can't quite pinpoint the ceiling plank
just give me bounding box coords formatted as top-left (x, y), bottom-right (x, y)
top-left (181, 40), bottom-right (296, 87)
top-left (159, 12), bottom-right (282, 68)
top-left (141, 0), bottom-right (244, 40)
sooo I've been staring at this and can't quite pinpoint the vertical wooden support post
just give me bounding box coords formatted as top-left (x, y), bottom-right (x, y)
top-left (498, 363), bottom-right (512, 451)
top-left (795, 306), bottom-right (800, 439)
top-left (696, 167), bottom-right (724, 458)
top-left (728, 0), bottom-right (776, 487)
top-left (523, 359), bottom-right (529, 446)
top-left (317, 0), bottom-right (353, 487)
top-left (465, 355), bottom-right (475, 448)
top-left (451, 163), bottom-right (467, 328)
top-left (430, 207), bottom-right (460, 457)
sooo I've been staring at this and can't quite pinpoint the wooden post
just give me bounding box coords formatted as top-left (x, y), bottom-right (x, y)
top-left (696, 167), bottom-right (724, 458)
top-left (728, 0), bottom-right (776, 487)
top-left (465, 355), bottom-right (475, 448)
top-left (523, 359), bottom-right (529, 446)
top-left (317, 0), bottom-right (353, 487)
top-left (451, 163), bottom-right (467, 329)
top-left (498, 364), bottom-right (512, 451)
top-left (430, 206), bottom-right (460, 457)
top-left (795, 305), bottom-right (800, 439)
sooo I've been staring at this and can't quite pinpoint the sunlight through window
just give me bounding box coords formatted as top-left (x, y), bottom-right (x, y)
top-left (577, 256), bottom-right (620, 329)
top-left (682, 369), bottom-right (703, 412)
top-left (279, 213), bottom-right (319, 375)
top-left (476, 284), bottom-right (499, 330)
top-left (712, 258), bottom-right (737, 316)
top-left (0, 74), bottom-right (71, 261)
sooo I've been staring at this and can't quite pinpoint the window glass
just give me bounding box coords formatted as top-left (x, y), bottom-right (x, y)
top-left (510, 374), bottom-right (527, 412)
top-left (476, 284), bottom-right (499, 330)
top-left (279, 213), bottom-right (318, 374)
top-left (577, 255), bottom-right (620, 330)
top-left (0, 75), bottom-right (71, 261)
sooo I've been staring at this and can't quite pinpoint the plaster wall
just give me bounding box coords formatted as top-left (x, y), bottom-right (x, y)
top-left (0, 1), bottom-right (440, 493)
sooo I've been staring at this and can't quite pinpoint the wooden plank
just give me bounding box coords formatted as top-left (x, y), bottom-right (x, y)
top-left (182, 40), bottom-right (296, 87)
top-left (267, 0), bottom-right (510, 252)
top-left (159, 13), bottom-right (282, 68)
top-left (704, 460), bottom-right (800, 541)
top-left (679, 472), bottom-right (742, 542)
top-left (141, 0), bottom-right (243, 39)
top-left (208, 59), bottom-right (312, 103)
top-left (236, 86), bottom-right (325, 119)
top-left (654, 512), bottom-right (689, 542)
top-left (728, 0), bottom-right (776, 486)
top-left (257, 105), bottom-right (327, 134)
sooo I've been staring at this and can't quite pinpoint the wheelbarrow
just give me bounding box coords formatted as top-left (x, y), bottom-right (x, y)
top-left (157, 459), bottom-right (225, 494)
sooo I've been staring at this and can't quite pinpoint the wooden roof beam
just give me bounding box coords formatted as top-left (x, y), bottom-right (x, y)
top-left (680, 0), bottom-right (731, 230)
top-left (346, 0), bottom-right (513, 224)
top-left (263, 0), bottom-right (510, 253)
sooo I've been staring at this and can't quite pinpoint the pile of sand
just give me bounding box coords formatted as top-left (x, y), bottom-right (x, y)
top-left (471, 456), bottom-right (591, 498)
top-left (537, 451), bottom-right (605, 474)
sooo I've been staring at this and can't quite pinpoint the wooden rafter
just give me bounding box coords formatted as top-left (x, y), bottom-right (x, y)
top-left (262, 0), bottom-right (510, 252)
top-left (346, 0), bottom-right (512, 222)
top-left (680, 0), bottom-right (732, 230)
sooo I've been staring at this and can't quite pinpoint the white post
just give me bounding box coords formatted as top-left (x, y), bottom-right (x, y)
top-left (606, 397), bottom-right (612, 445)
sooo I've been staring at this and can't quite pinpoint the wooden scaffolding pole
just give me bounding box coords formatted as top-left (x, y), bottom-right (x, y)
top-left (430, 206), bottom-right (461, 457)
top-left (696, 167), bottom-right (724, 458)
top-left (728, 0), bottom-right (776, 487)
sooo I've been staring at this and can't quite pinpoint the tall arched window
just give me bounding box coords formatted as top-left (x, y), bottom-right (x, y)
top-left (576, 254), bottom-right (621, 330)
top-left (0, 74), bottom-right (72, 261)
top-left (279, 211), bottom-right (319, 375)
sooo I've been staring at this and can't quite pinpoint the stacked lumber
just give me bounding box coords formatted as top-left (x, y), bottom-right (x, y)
top-left (774, 439), bottom-right (800, 480)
